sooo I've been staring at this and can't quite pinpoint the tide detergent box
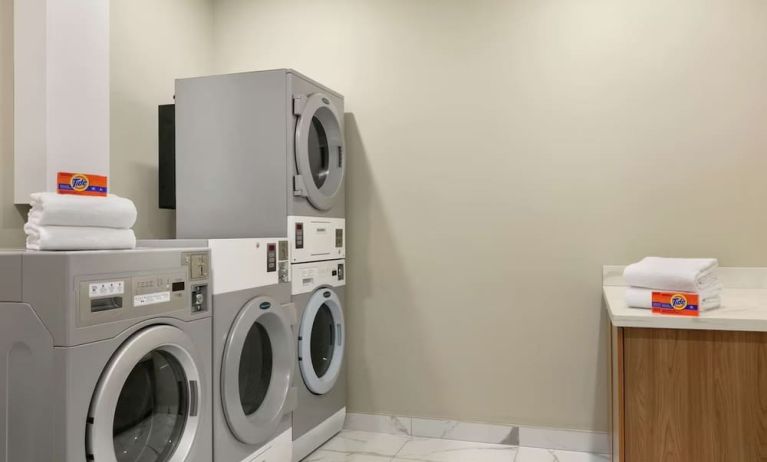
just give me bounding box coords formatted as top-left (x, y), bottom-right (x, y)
top-left (651, 291), bottom-right (700, 317)
top-left (57, 172), bottom-right (108, 196)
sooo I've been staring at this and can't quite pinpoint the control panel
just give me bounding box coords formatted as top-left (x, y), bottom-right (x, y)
top-left (267, 243), bottom-right (277, 272)
top-left (77, 251), bottom-right (211, 327)
top-left (291, 259), bottom-right (346, 296)
top-left (288, 216), bottom-right (345, 264)
top-left (208, 238), bottom-right (290, 295)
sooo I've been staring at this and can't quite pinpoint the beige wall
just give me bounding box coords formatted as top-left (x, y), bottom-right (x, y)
top-left (0, 0), bottom-right (213, 248)
top-left (2, 0), bottom-right (767, 434)
top-left (111, 0), bottom-right (213, 238)
top-left (0, 0), bottom-right (26, 247)
top-left (214, 0), bottom-right (767, 431)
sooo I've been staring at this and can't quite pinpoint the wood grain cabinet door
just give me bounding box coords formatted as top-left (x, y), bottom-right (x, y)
top-left (623, 328), bottom-right (767, 462)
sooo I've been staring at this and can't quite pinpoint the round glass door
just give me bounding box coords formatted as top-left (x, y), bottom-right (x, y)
top-left (87, 326), bottom-right (202, 462)
top-left (299, 288), bottom-right (345, 395)
top-left (221, 296), bottom-right (295, 446)
top-left (294, 93), bottom-right (345, 211)
top-left (238, 322), bottom-right (273, 415)
top-left (113, 351), bottom-right (188, 461)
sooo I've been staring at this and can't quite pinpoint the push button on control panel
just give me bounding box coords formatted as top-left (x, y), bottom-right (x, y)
top-left (295, 222), bottom-right (304, 249)
top-left (267, 243), bottom-right (277, 273)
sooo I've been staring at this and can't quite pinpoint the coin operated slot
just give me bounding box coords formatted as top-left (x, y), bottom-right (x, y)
top-left (336, 229), bottom-right (343, 248)
top-left (278, 261), bottom-right (290, 283)
top-left (279, 240), bottom-right (289, 261)
top-left (191, 285), bottom-right (208, 313)
top-left (337, 263), bottom-right (345, 281)
top-left (189, 254), bottom-right (209, 280)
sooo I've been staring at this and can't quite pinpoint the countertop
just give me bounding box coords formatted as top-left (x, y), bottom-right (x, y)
top-left (603, 266), bottom-right (767, 332)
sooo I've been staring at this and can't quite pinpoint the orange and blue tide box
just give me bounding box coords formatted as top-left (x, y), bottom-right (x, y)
top-left (57, 172), bottom-right (108, 197)
top-left (651, 291), bottom-right (700, 317)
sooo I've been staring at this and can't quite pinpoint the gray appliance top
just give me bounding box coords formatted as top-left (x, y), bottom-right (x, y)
top-left (0, 246), bottom-right (212, 346)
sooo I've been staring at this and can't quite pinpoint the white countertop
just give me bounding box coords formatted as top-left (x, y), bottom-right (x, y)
top-left (603, 285), bottom-right (767, 332)
top-left (603, 266), bottom-right (767, 332)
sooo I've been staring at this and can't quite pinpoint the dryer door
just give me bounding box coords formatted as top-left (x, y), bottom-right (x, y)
top-left (87, 326), bottom-right (203, 462)
top-left (294, 93), bottom-right (345, 211)
top-left (299, 287), bottom-right (345, 395)
top-left (221, 296), bottom-right (295, 445)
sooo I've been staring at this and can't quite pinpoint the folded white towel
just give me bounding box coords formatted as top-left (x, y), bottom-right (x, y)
top-left (28, 192), bottom-right (137, 229)
top-left (623, 257), bottom-right (719, 292)
top-left (24, 224), bottom-right (137, 251)
top-left (624, 286), bottom-right (722, 311)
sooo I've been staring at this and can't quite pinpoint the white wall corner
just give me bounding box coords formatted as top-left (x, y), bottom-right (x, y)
top-left (13, 0), bottom-right (110, 204)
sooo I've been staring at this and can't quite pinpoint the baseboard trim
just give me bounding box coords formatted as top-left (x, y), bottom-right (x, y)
top-left (344, 413), bottom-right (609, 454)
top-left (293, 408), bottom-right (346, 462)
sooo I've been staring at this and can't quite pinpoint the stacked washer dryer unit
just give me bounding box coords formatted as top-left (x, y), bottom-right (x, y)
top-left (175, 69), bottom-right (348, 462)
top-left (0, 247), bottom-right (212, 462)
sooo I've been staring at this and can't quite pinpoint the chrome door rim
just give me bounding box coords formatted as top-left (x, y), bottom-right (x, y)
top-left (294, 92), bottom-right (345, 211)
top-left (299, 287), bottom-right (345, 395)
top-left (87, 325), bottom-right (202, 462)
top-left (221, 296), bottom-right (295, 445)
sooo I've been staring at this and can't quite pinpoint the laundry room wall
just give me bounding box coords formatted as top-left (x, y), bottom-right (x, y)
top-left (0, 0), bottom-right (214, 247)
top-left (110, 0), bottom-right (213, 239)
top-left (0, 0), bottom-right (24, 247)
top-left (213, 0), bottom-right (767, 433)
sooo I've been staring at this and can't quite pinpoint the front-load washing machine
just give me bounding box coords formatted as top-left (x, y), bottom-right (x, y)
top-left (175, 69), bottom-right (346, 242)
top-left (142, 238), bottom-right (298, 462)
top-left (290, 259), bottom-right (347, 461)
top-left (0, 247), bottom-right (213, 462)
top-left (208, 238), bottom-right (297, 462)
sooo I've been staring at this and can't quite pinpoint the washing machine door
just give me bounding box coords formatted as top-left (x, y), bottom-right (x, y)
top-left (221, 296), bottom-right (295, 445)
top-left (294, 93), bottom-right (345, 211)
top-left (87, 325), bottom-right (203, 462)
top-left (299, 287), bottom-right (345, 395)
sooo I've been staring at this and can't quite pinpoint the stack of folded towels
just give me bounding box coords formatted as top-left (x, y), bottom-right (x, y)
top-left (24, 192), bottom-right (138, 251)
top-left (623, 256), bottom-right (722, 311)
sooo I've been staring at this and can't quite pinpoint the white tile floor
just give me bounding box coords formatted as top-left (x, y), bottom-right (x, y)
top-left (305, 431), bottom-right (610, 461)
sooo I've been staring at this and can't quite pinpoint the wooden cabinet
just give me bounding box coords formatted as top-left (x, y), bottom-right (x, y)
top-left (610, 325), bottom-right (767, 461)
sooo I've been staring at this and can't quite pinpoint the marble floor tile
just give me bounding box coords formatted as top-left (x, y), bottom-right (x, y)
top-left (346, 413), bottom-right (413, 436)
top-left (510, 447), bottom-right (611, 462)
top-left (512, 447), bottom-right (557, 461)
top-left (304, 450), bottom-right (393, 462)
top-left (307, 430), bottom-right (609, 462)
top-left (411, 418), bottom-right (517, 445)
top-left (318, 430), bottom-right (410, 457)
top-left (550, 450), bottom-right (611, 462)
top-left (394, 437), bottom-right (518, 462)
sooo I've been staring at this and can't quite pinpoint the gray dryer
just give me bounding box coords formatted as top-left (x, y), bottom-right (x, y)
top-left (175, 69), bottom-right (346, 242)
top-left (142, 238), bottom-right (298, 462)
top-left (0, 247), bottom-right (213, 462)
top-left (290, 259), bottom-right (347, 461)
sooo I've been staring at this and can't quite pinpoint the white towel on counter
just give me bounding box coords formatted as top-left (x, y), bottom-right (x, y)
top-left (28, 192), bottom-right (137, 229)
top-left (24, 224), bottom-right (137, 251)
top-left (624, 286), bottom-right (722, 311)
top-left (623, 257), bottom-right (719, 292)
